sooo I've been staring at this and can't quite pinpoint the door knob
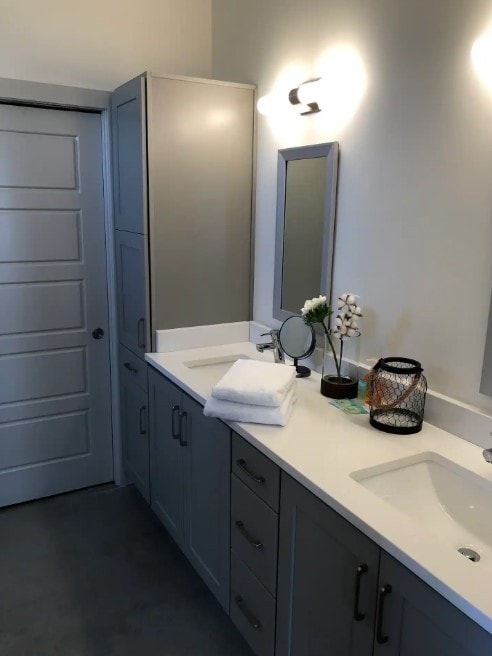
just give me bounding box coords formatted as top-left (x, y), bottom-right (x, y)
top-left (92, 327), bottom-right (104, 340)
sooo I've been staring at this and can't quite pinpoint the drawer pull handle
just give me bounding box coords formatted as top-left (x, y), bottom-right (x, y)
top-left (139, 405), bottom-right (147, 435)
top-left (178, 410), bottom-right (188, 447)
top-left (234, 520), bottom-right (263, 549)
top-left (137, 318), bottom-right (146, 350)
top-left (124, 362), bottom-right (138, 374)
top-left (171, 404), bottom-right (181, 439)
top-left (376, 584), bottom-right (392, 644)
top-left (236, 459), bottom-right (265, 485)
top-left (234, 595), bottom-right (262, 630)
top-left (352, 563), bottom-right (368, 621)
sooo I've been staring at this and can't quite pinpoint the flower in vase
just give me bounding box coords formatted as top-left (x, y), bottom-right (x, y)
top-left (302, 292), bottom-right (362, 381)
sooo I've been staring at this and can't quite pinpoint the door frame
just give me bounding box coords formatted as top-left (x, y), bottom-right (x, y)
top-left (0, 76), bottom-right (124, 486)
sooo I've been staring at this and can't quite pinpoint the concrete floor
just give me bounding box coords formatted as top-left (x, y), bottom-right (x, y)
top-left (0, 485), bottom-right (252, 656)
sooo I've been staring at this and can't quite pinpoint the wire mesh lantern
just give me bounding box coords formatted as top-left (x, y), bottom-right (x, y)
top-left (365, 357), bottom-right (427, 434)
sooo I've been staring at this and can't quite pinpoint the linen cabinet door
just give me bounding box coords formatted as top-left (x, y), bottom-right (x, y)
top-left (119, 358), bottom-right (149, 501)
top-left (373, 552), bottom-right (492, 656)
top-left (111, 75), bottom-right (148, 234)
top-left (148, 367), bottom-right (185, 549)
top-left (276, 473), bottom-right (379, 656)
top-left (182, 393), bottom-right (231, 612)
top-left (115, 230), bottom-right (150, 356)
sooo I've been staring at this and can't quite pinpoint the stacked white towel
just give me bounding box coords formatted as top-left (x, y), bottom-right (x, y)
top-left (203, 359), bottom-right (297, 426)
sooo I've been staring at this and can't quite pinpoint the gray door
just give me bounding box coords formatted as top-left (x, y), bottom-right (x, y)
top-left (182, 393), bottom-right (231, 612)
top-left (148, 366), bottom-right (185, 548)
top-left (0, 103), bottom-right (113, 507)
top-left (374, 552), bottom-right (492, 656)
top-left (114, 230), bottom-right (150, 356)
top-left (276, 473), bottom-right (380, 656)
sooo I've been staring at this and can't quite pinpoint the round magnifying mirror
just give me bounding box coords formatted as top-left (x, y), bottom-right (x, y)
top-left (279, 316), bottom-right (316, 378)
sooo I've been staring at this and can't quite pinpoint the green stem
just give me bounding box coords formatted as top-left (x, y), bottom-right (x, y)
top-left (321, 319), bottom-right (341, 379)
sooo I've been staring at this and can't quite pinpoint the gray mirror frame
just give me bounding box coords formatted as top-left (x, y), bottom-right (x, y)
top-left (273, 141), bottom-right (339, 322)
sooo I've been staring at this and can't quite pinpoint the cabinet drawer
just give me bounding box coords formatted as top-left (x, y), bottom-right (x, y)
top-left (230, 551), bottom-right (276, 656)
top-left (119, 345), bottom-right (147, 392)
top-left (232, 433), bottom-right (280, 511)
top-left (231, 474), bottom-right (278, 596)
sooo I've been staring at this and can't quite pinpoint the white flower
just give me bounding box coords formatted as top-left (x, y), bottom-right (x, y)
top-left (301, 295), bottom-right (327, 316)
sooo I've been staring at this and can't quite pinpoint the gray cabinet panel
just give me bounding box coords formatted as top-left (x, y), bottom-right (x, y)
top-left (231, 551), bottom-right (276, 656)
top-left (114, 229), bottom-right (149, 356)
top-left (231, 474), bottom-right (278, 597)
top-left (374, 552), bottom-right (492, 656)
top-left (148, 366), bottom-right (231, 610)
top-left (182, 394), bottom-right (231, 612)
top-left (148, 366), bottom-right (184, 548)
top-left (149, 76), bottom-right (254, 329)
top-left (120, 358), bottom-right (149, 502)
top-left (111, 76), bottom-right (148, 234)
top-left (276, 473), bottom-right (379, 656)
top-left (232, 433), bottom-right (280, 511)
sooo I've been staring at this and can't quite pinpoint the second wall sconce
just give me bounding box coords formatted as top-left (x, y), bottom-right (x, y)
top-left (288, 78), bottom-right (324, 115)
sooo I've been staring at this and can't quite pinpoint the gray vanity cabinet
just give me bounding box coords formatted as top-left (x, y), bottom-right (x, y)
top-left (148, 366), bottom-right (231, 611)
top-left (114, 230), bottom-right (150, 357)
top-left (119, 347), bottom-right (149, 501)
top-left (374, 552), bottom-right (492, 656)
top-left (276, 472), bottom-right (380, 656)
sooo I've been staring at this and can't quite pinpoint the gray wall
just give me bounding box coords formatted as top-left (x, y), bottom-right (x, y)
top-left (212, 0), bottom-right (492, 413)
top-left (0, 0), bottom-right (212, 90)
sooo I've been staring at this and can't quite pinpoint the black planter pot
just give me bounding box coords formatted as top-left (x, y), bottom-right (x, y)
top-left (320, 375), bottom-right (358, 399)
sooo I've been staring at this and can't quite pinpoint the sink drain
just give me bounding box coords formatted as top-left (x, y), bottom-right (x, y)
top-left (458, 547), bottom-right (480, 562)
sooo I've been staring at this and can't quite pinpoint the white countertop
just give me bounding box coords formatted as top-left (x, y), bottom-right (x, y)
top-left (146, 341), bottom-right (492, 633)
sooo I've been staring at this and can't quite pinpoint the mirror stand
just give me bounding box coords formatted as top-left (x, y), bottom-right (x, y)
top-left (292, 358), bottom-right (311, 378)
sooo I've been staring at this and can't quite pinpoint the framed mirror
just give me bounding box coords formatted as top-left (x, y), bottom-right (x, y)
top-left (273, 142), bottom-right (339, 321)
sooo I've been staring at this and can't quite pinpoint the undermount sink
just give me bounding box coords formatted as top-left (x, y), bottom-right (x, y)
top-left (183, 354), bottom-right (251, 383)
top-left (351, 452), bottom-right (492, 566)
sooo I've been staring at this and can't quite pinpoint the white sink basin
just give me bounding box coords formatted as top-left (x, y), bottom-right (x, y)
top-left (183, 354), bottom-right (251, 384)
top-left (351, 452), bottom-right (492, 567)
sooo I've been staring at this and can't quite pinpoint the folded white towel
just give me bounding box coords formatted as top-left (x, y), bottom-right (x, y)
top-left (212, 359), bottom-right (296, 407)
top-left (204, 385), bottom-right (296, 426)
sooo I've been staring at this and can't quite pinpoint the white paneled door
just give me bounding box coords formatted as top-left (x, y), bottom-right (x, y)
top-left (0, 104), bottom-right (113, 507)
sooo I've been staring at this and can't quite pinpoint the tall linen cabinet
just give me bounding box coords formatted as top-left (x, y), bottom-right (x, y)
top-left (112, 73), bottom-right (255, 492)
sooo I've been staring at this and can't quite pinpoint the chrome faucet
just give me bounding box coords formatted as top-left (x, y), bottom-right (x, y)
top-left (256, 329), bottom-right (284, 364)
top-left (483, 448), bottom-right (492, 464)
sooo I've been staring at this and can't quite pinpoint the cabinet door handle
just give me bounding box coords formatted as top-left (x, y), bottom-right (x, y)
top-left (376, 584), bottom-right (392, 644)
top-left (236, 459), bottom-right (265, 485)
top-left (171, 404), bottom-right (181, 439)
top-left (234, 595), bottom-right (262, 630)
top-left (234, 520), bottom-right (263, 549)
top-left (137, 318), bottom-right (146, 349)
top-left (124, 362), bottom-right (138, 374)
top-left (139, 405), bottom-right (147, 435)
top-left (352, 563), bottom-right (368, 621)
top-left (178, 410), bottom-right (188, 447)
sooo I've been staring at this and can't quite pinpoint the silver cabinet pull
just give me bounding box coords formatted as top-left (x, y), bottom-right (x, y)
top-left (139, 405), bottom-right (147, 435)
top-left (171, 404), bottom-right (181, 439)
top-left (234, 520), bottom-right (263, 549)
top-left (137, 318), bottom-right (146, 349)
top-left (236, 459), bottom-right (265, 485)
top-left (234, 596), bottom-right (262, 630)
top-left (178, 410), bottom-right (188, 447)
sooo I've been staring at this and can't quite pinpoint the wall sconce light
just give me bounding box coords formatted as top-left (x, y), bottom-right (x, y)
top-left (288, 78), bottom-right (324, 115)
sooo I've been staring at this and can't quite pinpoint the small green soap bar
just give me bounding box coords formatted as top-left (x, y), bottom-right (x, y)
top-left (329, 399), bottom-right (368, 415)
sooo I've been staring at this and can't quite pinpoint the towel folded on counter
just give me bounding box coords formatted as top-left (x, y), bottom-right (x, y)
top-left (204, 384), bottom-right (296, 426)
top-left (212, 359), bottom-right (296, 407)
